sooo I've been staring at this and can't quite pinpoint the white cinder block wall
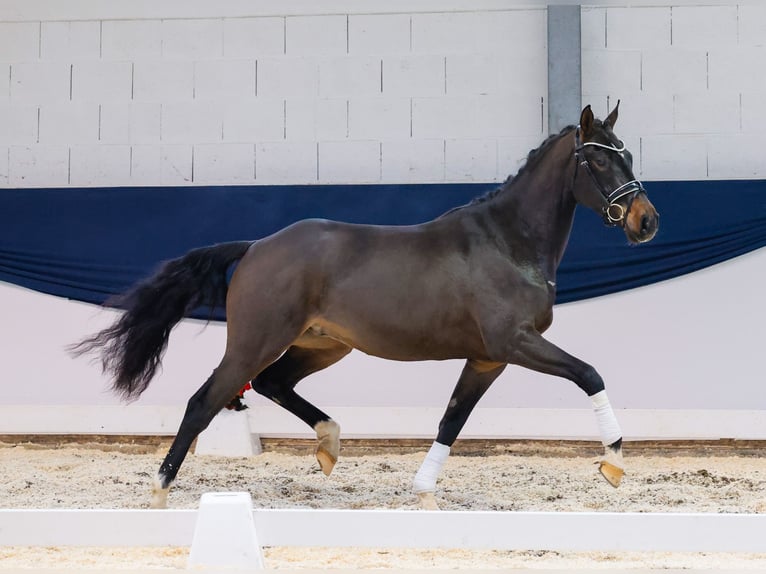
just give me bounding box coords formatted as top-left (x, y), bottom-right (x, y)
top-left (0, 2), bottom-right (763, 188)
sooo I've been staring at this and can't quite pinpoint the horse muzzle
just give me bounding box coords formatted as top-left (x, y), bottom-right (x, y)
top-left (623, 194), bottom-right (659, 244)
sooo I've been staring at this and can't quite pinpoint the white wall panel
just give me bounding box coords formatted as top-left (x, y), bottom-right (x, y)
top-left (8, 145), bottom-right (69, 187)
top-left (738, 5), bottom-right (766, 47)
top-left (159, 144), bottom-right (193, 184)
top-left (640, 49), bottom-right (708, 94)
top-left (671, 6), bottom-right (738, 48)
top-left (193, 143), bottom-right (255, 184)
top-left (640, 134), bottom-right (708, 180)
top-left (445, 139), bottom-right (498, 182)
top-left (381, 139), bottom-right (444, 182)
top-left (161, 19), bottom-right (223, 60)
top-left (69, 144), bottom-right (131, 186)
top-left (256, 141), bottom-right (317, 184)
top-left (223, 17), bottom-right (285, 57)
top-left (708, 48), bottom-right (766, 92)
top-left (318, 57), bottom-right (381, 97)
top-left (319, 140), bottom-right (380, 183)
top-left (708, 134), bottom-right (766, 179)
top-left (133, 62), bottom-right (194, 102)
top-left (0, 104), bottom-right (39, 145)
top-left (0, 22), bottom-right (39, 62)
top-left (348, 14), bottom-right (411, 55)
top-left (38, 103), bottom-right (99, 144)
top-left (285, 98), bottom-right (347, 141)
top-left (257, 58), bottom-right (318, 98)
top-left (101, 20), bottom-right (162, 61)
top-left (100, 103), bottom-right (162, 144)
top-left (606, 7), bottom-right (670, 50)
top-left (382, 55), bottom-right (444, 97)
top-left (40, 21), bottom-right (100, 61)
top-left (160, 102), bottom-right (222, 143)
top-left (348, 98), bottom-right (410, 139)
top-left (582, 50), bottom-right (641, 95)
top-left (72, 62), bottom-right (132, 102)
top-left (0, 146), bottom-right (7, 185)
top-left (285, 15), bottom-right (347, 56)
top-left (10, 63), bottom-right (70, 104)
top-left (222, 99), bottom-right (284, 142)
top-left (194, 60), bottom-right (256, 101)
top-left (673, 92), bottom-right (741, 135)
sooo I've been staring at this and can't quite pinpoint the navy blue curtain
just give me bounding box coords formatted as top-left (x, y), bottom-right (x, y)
top-left (1, 180), bottom-right (764, 316)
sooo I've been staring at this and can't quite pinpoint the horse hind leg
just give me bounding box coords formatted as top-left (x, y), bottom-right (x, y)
top-left (251, 338), bottom-right (351, 476)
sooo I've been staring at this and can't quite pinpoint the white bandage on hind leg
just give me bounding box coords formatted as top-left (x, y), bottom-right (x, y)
top-left (412, 441), bottom-right (450, 493)
top-left (591, 390), bottom-right (622, 446)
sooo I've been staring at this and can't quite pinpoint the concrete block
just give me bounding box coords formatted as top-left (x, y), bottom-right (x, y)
top-left (498, 135), bottom-right (545, 178)
top-left (739, 6), bottom-right (766, 47)
top-left (285, 98), bottom-right (347, 141)
top-left (709, 48), bottom-right (766, 93)
top-left (349, 14), bottom-right (410, 55)
top-left (38, 103), bottom-right (99, 144)
top-left (257, 57), bottom-right (318, 97)
top-left (606, 7), bottom-right (670, 50)
top-left (10, 63), bottom-right (70, 104)
top-left (161, 102), bottom-right (222, 144)
top-left (0, 146), bottom-right (7, 186)
top-left (740, 92), bottom-right (766, 133)
top-left (133, 61), bottom-right (194, 101)
top-left (8, 145), bottom-right (69, 187)
top-left (674, 93), bottom-right (740, 135)
top-left (383, 55), bottom-right (444, 97)
top-left (222, 99), bottom-right (284, 142)
top-left (193, 143), bottom-right (255, 184)
top-left (641, 49), bottom-right (707, 94)
top-left (256, 141), bottom-right (317, 184)
top-left (0, 23), bottom-right (39, 62)
top-left (286, 15), bottom-right (346, 56)
top-left (101, 20), bottom-right (162, 60)
top-left (100, 103), bottom-right (161, 144)
top-left (607, 93), bottom-right (674, 138)
top-left (0, 105), bottom-right (39, 145)
top-left (0, 64), bottom-right (8, 101)
top-left (411, 12), bottom-right (480, 54)
top-left (445, 139), bottom-right (498, 182)
top-left (319, 140), bottom-right (380, 183)
top-left (708, 134), bottom-right (766, 179)
top-left (161, 144), bottom-right (193, 184)
top-left (581, 7), bottom-right (606, 50)
top-left (318, 57), bottom-right (381, 97)
top-left (671, 6), bottom-right (737, 48)
top-left (194, 60), bottom-right (256, 101)
top-left (162, 19), bottom-right (223, 60)
top-left (381, 139), bottom-right (443, 183)
top-left (72, 62), bottom-right (133, 102)
top-left (40, 21), bottom-right (100, 61)
top-left (348, 98), bottom-right (409, 139)
top-left (447, 54), bottom-right (546, 97)
top-left (69, 144), bottom-right (131, 186)
top-left (480, 10), bottom-right (546, 52)
top-left (224, 17), bottom-right (284, 57)
top-left (582, 50), bottom-right (641, 96)
top-left (640, 134), bottom-right (707, 180)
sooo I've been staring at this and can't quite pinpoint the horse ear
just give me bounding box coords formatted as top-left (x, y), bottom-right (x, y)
top-left (580, 105), bottom-right (594, 136)
top-left (605, 99), bottom-right (620, 128)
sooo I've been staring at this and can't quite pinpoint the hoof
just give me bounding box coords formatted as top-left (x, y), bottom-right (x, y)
top-left (150, 476), bottom-right (169, 509)
top-left (417, 492), bottom-right (440, 510)
top-left (598, 460), bottom-right (624, 488)
top-left (316, 446), bottom-right (337, 477)
top-left (314, 420), bottom-right (340, 477)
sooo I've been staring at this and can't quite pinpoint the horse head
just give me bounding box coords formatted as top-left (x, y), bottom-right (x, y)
top-left (572, 102), bottom-right (659, 244)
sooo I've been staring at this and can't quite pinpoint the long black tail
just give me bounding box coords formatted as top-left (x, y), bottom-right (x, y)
top-left (70, 241), bottom-right (252, 401)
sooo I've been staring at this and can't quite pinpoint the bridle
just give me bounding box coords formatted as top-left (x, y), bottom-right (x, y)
top-left (573, 127), bottom-right (645, 227)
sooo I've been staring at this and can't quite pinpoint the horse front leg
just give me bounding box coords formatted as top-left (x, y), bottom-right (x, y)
top-left (502, 324), bottom-right (625, 488)
top-left (414, 359), bottom-right (506, 509)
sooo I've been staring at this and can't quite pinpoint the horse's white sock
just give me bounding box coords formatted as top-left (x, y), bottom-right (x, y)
top-left (591, 390), bottom-right (622, 446)
top-left (412, 441), bottom-right (450, 493)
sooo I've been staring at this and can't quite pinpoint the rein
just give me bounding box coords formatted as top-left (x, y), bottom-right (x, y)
top-left (573, 127), bottom-right (645, 226)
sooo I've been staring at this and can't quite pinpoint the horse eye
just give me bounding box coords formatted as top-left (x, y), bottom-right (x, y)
top-left (593, 156), bottom-right (608, 168)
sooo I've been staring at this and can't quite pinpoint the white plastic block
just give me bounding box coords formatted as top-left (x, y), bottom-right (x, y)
top-left (40, 21), bottom-right (100, 61)
top-left (318, 56), bottom-right (381, 98)
top-left (673, 92), bottom-right (740, 135)
top-left (133, 61), bottom-right (194, 102)
top-left (708, 48), bottom-right (766, 93)
top-left (162, 19), bottom-right (223, 60)
top-left (383, 55), bottom-right (444, 97)
top-left (582, 50), bottom-right (641, 96)
top-left (38, 103), bottom-right (99, 144)
top-left (224, 17), bottom-right (284, 57)
top-left (348, 98), bottom-right (409, 139)
top-left (193, 143), bottom-right (255, 185)
top-left (256, 141), bottom-right (317, 184)
top-left (188, 492), bottom-right (263, 570)
top-left (194, 60), bottom-right (256, 101)
top-left (319, 140), bottom-right (380, 183)
top-left (161, 102), bottom-right (222, 144)
top-left (72, 62), bottom-right (133, 102)
top-left (100, 103), bottom-right (161, 144)
top-left (257, 57), bottom-right (318, 97)
top-left (640, 134), bottom-right (707, 181)
top-left (10, 63), bottom-right (70, 104)
top-left (69, 144), bottom-right (131, 186)
top-left (580, 7), bottom-right (606, 50)
top-left (445, 139), bottom-right (498, 183)
top-left (101, 20), bottom-right (162, 60)
top-left (0, 23), bottom-right (39, 62)
top-left (195, 409), bottom-right (259, 456)
top-left (739, 6), bottom-right (766, 47)
top-left (641, 49), bottom-right (707, 94)
top-left (381, 139), bottom-right (444, 183)
top-left (0, 105), bottom-right (39, 145)
top-left (285, 98), bottom-right (347, 141)
top-left (708, 134), bottom-right (766, 179)
top-left (671, 6), bottom-right (737, 48)
top-left (8, 145), bottom-right (69, 187)
top-left (606, 7), bottom-right (670, 50)
top-left (348, 14), bottom-right (410, 55)
top-left (222, 99), bottom-right (284, 142)
top-left (286, 15), bottom-right (346, 56)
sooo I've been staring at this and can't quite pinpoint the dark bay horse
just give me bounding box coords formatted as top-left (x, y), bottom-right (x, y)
top-left (73, 104), bottom-right (659, 509)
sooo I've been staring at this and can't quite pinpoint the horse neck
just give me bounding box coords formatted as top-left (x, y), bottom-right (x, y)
top-left (485, 131), bottom-right (578, 278)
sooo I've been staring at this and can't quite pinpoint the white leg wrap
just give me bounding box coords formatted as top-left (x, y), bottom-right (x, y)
top-left (591, 390), bottom-right (622, 446)
top-left (412, 442), bottom-right (450, 494)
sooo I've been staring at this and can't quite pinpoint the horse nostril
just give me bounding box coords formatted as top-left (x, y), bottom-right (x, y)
top-left (640, 214), bottom-right (652, 235)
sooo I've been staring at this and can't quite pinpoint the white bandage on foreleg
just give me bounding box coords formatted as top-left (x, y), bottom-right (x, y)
top-left (412, 441), bottom-right (450, 493)
top-left (591, 390), bottom-right (622, 446)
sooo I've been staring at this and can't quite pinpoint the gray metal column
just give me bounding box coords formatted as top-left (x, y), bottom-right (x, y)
top-left (547, 5), bottom-right (581, 134)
